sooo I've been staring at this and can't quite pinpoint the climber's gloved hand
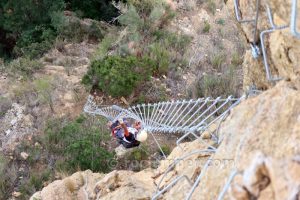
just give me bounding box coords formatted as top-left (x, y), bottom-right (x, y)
top-left (118, 118), bottom-right (124, 124)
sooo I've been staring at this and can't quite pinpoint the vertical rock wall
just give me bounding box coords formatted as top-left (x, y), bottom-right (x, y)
top-left (226, 0), bottom-right (300, 90)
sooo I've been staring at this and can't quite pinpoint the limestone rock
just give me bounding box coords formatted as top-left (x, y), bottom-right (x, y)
top-left (230, 153), bottom-right (300, 200)
top-left (20, 152), bottom-right (29, 160)
top-left (191, 81), bottom-right (300, 199)
top-left (30, 170), bottom-right (104, 200)
top-left (93, 170), bottom-right (155, 200)
top-left (12, 191), bottom-right (22, 198)
top-left (0, 102), bottom-right (37, 151)
top-left (226, 0), bottom-right (300, 89)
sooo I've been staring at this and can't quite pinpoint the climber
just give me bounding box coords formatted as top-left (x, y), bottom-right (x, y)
top-left (107, 118), bottom-right (147, 149)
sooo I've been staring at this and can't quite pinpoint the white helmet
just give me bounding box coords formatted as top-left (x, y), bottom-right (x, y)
top-left (136, 130), bottom-right (148, 142)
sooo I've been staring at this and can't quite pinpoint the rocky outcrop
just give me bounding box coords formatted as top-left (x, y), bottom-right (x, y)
top-left (30, 170), bottom-right (104, 200)
top-left (192, 81), bottom-right (300, 199)
top-left (0, 103), bottom-right (35, 151)
top-left (230, 153), bottom-right (300, 200)
top-left (226, 0), bottom-right (300, 90)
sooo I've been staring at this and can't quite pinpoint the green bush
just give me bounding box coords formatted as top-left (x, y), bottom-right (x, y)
top-left (43, 116), bottom-right (115, 173)
top-left (159, 145), bottom-right (171, 156)
top-left (65, 135), bottom-right (114, 172)
top-left (12, 116), bottom-right (114, 199)
top-left (129, 147), bottom-right (149, 161)
top-left (149, 43), bottom-right (170, 75)
top-left (202, 21), bottom-right (211, 33)
top-left (216, 18), bottom-right (225, 25)
top-left (0, 0), bottom-right (117, 59)
top-left (94, 34), bottom-right (118, 60)
top-left (82, 56), bottom-right (154, 97)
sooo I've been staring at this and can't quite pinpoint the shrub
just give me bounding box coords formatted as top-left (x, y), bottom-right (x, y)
top-left (0, 97), bottom-right (11, 118)
top-left (202, 21), bottom-right (211, 33)
top-left (231, 52), bottom-right (243, 67)
top-left (15, 41), bottom-right (53, 59)
top-left (65, 134), bottom-right (114, 172)
top-left (149, 43), bottom-right (170, 75)
top-left (216, 18), bottom-right (225, 25)
top-left (43, 116), bottom-right (115, 173)
top-left (5, 57), bottom-right (42, 78)
top-left (93, 34), bottom-right (118, 60)
top-left (52, 13), bottom-right (104, 42)
top-left (19, 170), bottom-right (52, 199)
top-left (207, 0), bottom-right (216, 15)
top-left (159, 145), bottom-right (171, 156)
top-left (82, 56), bottom-right (154, 97)
top-left (196, 67), bottom-right (238, 98)
top-left (129, 147), bottom-right (149, 161)
top-left (210, 53), bottom-right (225, 71)
top-left (119, 5), bottom-right (144, 32)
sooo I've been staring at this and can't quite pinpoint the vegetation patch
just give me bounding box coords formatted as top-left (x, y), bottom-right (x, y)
top-left (202, 21), bottom-right (211, 33)
top-left (43, 115), bottom-right (115, 173)
top-left (0, 116), bottom-right (115, 199)
top-left (84, 0), bottom-right (191, 98)
top-left (0, 0), bottom-right (118, 59)
top-left (82, 55), bottom-right (154, 97)
top-left (196, 67), bottom-right (238, 98)
top-left (5, 57), bottom-right (42, 79)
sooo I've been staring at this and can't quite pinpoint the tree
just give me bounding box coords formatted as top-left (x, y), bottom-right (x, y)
top-left (65, 0), bottom-right (121, 21)
top-left (0, 0), bottom-right (65, 58)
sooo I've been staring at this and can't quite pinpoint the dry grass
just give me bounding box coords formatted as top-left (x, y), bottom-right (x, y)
top-left (64, 178), bottom-right (77, 193)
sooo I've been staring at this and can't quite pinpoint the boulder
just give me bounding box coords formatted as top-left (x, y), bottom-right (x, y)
top-left (20, 152), bottom-right (29, 160)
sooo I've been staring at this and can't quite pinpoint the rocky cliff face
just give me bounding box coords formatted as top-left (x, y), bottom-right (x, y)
top-left (226, 0), bottom-right (300, 90)
top-left (193, 81), bottom-right (300, 199)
